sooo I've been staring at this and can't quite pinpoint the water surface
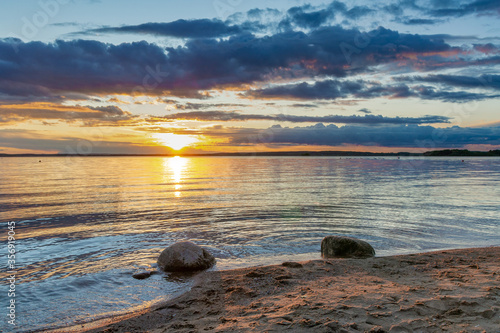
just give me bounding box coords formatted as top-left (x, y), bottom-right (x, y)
top-left (1, 156), bottom-right (499, 332)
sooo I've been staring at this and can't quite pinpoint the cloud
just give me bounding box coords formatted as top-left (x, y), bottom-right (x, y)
top-left (411, 85), bottom-right (500, 102)
top-left (165, 25), bottom-right (468, 85)
top-left (228, 124), bottom-right (500, 148)
top-left (151, 122), bottom-right (500, 150)
top-left (1, 1), bottom-right (499, 153)
top-left (397, 74), bottom-right (500, 91)
top-left (384, 0), bottom-right (500, 19)
top-left (0, 103), bottom-right (137, 125)
top-left (279, 1), bottom-right (372, 30)
top-left (0, 80), bottom-right (89, 104)
top-left (1, 8), bottom-right (498, 108)
top-left (343, 5), bottom-right (373, 19)
top-left (399, 18), bottom-right (444, 25)
top-left (50, 22), bottom-right (83, 27)
top-left (246, 8), bottom-right (282, 20)
top-left (473, 43), bottom-right (500, 54)
top-left (0, 24), bottom-right (489, 102)
top-left (85, 19), bottom-right (250, 38)
top-left (247, 79), bottom-right (500, 103)
top-left (247, 80), bottom-right (361, 100)
top-left (3, 124), bottom-right (499, 152)
top-left (88, 105), bottom-right (128, 115)
top-left (158, 111), bottom-right (450, 125)
top-left (290, 103), bottom-right (318, 108)
top-left (167, 102), bottom-right (247, 110)
top-left (281, 4), bottom-right (335, 29)
top-left (0, 129), bottom-right (174, 154)
top-left (426, 0), bottom-right (500, 18)
top-left (0, 39), bottom-right (170, 97)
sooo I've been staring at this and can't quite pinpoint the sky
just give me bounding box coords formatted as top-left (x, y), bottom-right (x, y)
top-left (0, 0), bottom-right (499, 154)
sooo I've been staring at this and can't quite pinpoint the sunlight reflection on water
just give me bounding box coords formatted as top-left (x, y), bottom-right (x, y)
top-left (0, 156), bottom-right (499, 332)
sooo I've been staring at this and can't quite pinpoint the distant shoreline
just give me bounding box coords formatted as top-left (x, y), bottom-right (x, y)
top-left (2, 149), bottom-right (500, 158)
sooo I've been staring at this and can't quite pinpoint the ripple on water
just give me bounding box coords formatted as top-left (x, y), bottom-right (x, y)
top-left (0, 156), bottom-right (498, 332)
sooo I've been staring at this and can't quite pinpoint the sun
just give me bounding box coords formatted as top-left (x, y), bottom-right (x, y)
top-left (153, 133), bottom-right (199, 150)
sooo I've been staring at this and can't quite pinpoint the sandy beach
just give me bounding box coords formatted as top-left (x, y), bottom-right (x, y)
top-left (52, 246), bottom-right (499, 333)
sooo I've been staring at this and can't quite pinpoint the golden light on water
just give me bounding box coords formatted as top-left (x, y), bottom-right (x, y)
top-left (167, 156), bottom-right (187, 197)
top-left (153, 133), bottom-right (199, 150)
top-left (168, 156), bottom-right (186, 182)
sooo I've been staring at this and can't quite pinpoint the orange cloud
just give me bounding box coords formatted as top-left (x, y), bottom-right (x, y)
top-left (0, 102), bottom-right (139, 126)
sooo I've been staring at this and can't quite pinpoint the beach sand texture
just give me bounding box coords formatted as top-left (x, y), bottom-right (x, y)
top-left (66, 247), bottom-right (499, 332)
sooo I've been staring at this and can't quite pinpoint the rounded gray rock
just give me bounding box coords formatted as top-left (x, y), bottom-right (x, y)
top-left (157, 241), bottom-right (216, 272)
top-left (132, 271), bottom-right (152, 280)
top-left (321, 236), bottom-right (375, 258)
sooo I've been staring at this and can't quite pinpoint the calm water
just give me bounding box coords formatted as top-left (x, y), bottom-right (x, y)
top-left (1, 156), bottom-right (499, 332)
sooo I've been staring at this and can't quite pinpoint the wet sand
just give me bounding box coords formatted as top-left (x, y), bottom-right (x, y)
top-left (63, 247), bottom-right (499, 332)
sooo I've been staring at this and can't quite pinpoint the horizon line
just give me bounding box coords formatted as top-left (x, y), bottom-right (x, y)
top-left (1, 149), bottom-right (499, 158)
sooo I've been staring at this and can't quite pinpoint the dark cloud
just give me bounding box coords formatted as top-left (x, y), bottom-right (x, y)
top-left (382, 1), bottom-right (421, 17)
top-left (0, 80), bottom-right (90, 104)
top-left (1, 1), bottom-right (499, 153)
top-left (0, 25), bottom-right (478, 101)
top-left (159, 111), bottom-right (450, 125)
top-left (355, 84), bottom-right (413, 99)
top-left (88, 105), bottom-right (128, 115)
top-left (0, 39), bottom-right (169, 96)
top-left (0, 16), bottom-right (497, 109)
top-left (229, 124), bottom-right (500, 148)
top-left (279, 1), bottom-right (372, 29)
top-left (402, 54), bottom-right (500, 72)
top-left (160, 111), bottom-right (271, 122)
top-left (399, 18), bottom-right (443, 25)
top-left (426, 0), bottom-right (500, 17)
top-left (473, 43), bottom-right (500, 54)
top-left (411, 85), bottom-right (500, 102)
top-left (2, 124), bottom-right (499, 152)
top-left (226, 8), bottom-right (280, 33)
top-left (247, 79), bottom-right (500, 103)
top-left (50, 22), bottom-right (83, 27)
top-left (246, 8), bottom-right (282, 19)
top-left (169, 102), bottom-right (247, 110)
top-left (343, 5), bottom-right (373, 19)
top-left (384, 0), bottom-right (500, 19)
top-left (0, 81), bottom-right (63, 103)
top-left (282, 4), bottom-right (335, 29)
top-left (85, 19), bottom-right (249, 38)
top-left (398, 74), bottom-right (500, 90)
top-left (291, 103), bottom-right (318, 108)
top-left (247, 80), bottom-right (362, 100)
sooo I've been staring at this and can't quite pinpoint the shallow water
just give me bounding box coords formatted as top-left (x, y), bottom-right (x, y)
top-left (1, 156), bottom-right (499, 332)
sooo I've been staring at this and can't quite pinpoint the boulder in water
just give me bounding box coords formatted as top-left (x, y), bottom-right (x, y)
top-left (321, 236), bottom-right (375, 258)
top-left (157, 241), bottom-right (216, 272)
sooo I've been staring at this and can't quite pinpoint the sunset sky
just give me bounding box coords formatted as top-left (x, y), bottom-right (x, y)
top-left (1, 0), bottom-right (499, 154)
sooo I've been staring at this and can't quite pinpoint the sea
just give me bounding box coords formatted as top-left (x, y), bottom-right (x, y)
top-left (1, 156), bottom-right (499, 332)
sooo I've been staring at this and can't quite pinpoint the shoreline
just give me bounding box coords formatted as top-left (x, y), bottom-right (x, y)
top-left (47, 246), bottom-right (499, 333)
top-left (3, 148), bottom-right (500, 158)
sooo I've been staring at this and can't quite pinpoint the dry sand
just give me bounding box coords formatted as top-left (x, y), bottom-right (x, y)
top-left (69, 247), bottom-right (499, 332)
